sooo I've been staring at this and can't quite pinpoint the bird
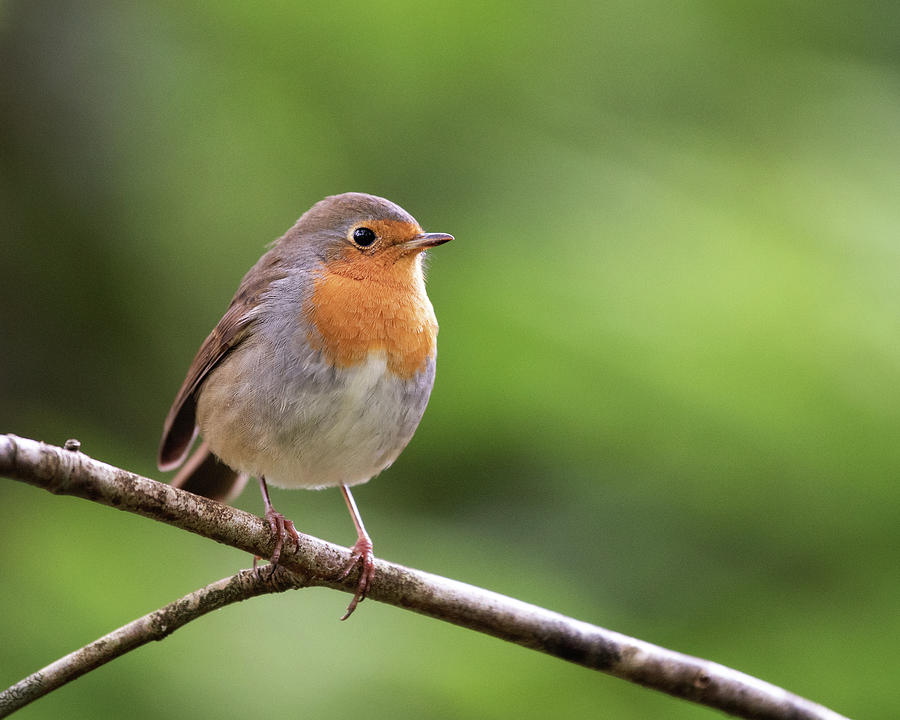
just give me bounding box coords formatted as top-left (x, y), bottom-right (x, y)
top-left (157, 192), bottom-right (452, 619)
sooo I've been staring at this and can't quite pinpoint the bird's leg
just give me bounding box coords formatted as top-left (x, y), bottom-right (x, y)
top-left (337, 484), bottom-right (375, 620)
top-left (258, 476), bottom-right (299, 575)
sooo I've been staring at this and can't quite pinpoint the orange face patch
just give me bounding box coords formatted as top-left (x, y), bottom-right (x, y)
top-left (350, 219), bottom-right (421, 249)
top-left (303, 231), bottom-right (438, 378)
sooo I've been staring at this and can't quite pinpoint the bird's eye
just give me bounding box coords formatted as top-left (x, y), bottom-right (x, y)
top-left (352, 227), bottom-right (377, 247)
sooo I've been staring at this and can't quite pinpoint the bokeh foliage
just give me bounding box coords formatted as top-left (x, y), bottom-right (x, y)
top-left (1, 1), bottom-right (898, 718)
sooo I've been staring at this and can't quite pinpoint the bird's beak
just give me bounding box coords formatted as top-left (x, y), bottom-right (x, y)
top-left (404, 232), bottom-right (454, 249)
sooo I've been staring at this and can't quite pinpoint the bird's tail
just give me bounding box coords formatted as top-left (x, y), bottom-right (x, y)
top-left (171, 440), bottom-right (249, 503)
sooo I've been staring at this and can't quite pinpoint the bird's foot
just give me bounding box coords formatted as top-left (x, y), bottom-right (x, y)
top-left (263, 506), bottom-right (300, 577)
top-left (338, 535), bottom-right (375, 620)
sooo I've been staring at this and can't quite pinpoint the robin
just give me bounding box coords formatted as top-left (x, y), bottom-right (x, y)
top-left (157, 192), bottom-right (452, 619)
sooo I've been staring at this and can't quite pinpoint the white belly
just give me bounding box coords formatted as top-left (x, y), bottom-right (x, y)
top-left (197, 349), bottom-right (429, 490)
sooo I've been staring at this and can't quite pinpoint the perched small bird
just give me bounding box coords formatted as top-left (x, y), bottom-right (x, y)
top-left (158, 192), bottom-right (452, 618)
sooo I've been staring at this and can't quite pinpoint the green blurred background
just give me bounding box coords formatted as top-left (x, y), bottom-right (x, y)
top-left (2, 1), bottom-right (898, 718)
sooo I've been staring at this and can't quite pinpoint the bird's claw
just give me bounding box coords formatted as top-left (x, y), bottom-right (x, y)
top-left (338, 535), bottom-right (375, 620)
top-left (262, 507), bottom-right (299, 578)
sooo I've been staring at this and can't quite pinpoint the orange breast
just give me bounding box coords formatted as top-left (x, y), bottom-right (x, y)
top-left (304, 250), bottom-right (438, 378)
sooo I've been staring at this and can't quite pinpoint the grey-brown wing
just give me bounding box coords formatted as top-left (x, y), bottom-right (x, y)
top-left (157, 253), bottom-right (286, 471)
top-left (157, 302), bottom-right (255, 470)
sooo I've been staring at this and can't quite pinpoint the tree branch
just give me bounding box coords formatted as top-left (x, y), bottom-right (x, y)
top-left (0, 567), bottom-right (304, 716)
top-left (0, 435), bottom-right (849, 720)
